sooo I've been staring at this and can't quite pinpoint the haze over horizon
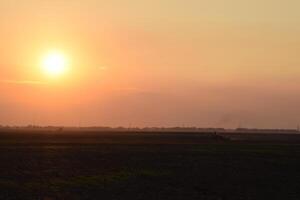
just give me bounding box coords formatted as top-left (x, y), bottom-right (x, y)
top-left (0, 0), bottom-right (300, 129)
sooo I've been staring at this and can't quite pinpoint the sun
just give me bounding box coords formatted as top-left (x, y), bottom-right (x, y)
top-left (41, 51), bottom-right (69, 77)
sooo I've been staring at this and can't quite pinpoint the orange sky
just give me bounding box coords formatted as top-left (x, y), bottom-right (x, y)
top-left (0, 0), bottom-right (300, 128)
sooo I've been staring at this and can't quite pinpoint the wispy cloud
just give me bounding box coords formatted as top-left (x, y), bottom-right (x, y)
top-left (0, 79), bottom-right (47, 85)
top-left (99, 66), bottom-right (108, 70)
top-left (113, 87), bottom-right (143, 93)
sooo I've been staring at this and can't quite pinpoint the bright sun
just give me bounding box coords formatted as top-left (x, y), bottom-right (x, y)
top-left (42, 51), bottom-right (69, 77)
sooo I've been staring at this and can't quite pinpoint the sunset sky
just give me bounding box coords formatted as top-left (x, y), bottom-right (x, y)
top-left (0, 0), bottom-right (300, 128)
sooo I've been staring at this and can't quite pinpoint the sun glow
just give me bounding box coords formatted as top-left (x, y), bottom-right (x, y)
top-left (41, 51), bottom-right (69, 77)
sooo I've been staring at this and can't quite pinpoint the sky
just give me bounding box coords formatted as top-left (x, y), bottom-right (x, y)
top-left (0, 0), bottom-right (300, 128)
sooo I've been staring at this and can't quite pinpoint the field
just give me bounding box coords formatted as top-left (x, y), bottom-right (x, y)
top-left (0, 131), bottom-right (300, 200)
